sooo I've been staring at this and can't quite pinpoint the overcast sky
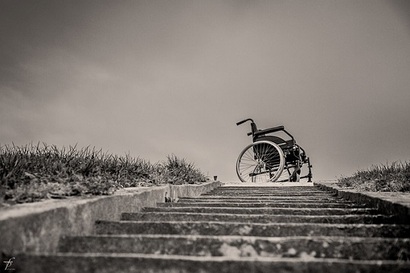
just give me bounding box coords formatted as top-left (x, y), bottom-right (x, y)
top-left (1, 0), bottom-right (409, 182)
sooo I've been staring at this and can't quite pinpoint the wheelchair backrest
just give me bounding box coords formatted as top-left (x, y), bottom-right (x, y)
top-left (255, 135), bottom-right (296, 149)
top-left (250, 122), bottom-right (257, 135)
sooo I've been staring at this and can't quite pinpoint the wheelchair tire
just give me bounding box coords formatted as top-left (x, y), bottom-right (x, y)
top-left (236, 140), bottom-right (285, 182)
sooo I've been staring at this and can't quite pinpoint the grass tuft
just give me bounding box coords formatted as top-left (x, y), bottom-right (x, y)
top-left (337, 161), bottom-right (410, 192)
top-left (0, 143), bottom-right (209, 204)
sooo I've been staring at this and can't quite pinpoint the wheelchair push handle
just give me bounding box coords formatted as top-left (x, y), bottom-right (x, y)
top-left (236, 118), bottom-right (294, 139)
top-left (236, 118), bottom-right (254, 126)
top-left (236, 118), bottom-right (258, 136)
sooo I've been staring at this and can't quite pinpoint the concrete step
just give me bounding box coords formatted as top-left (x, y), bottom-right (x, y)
top-left (95, 220), bottom-right (410, 238)
top-left (16, 253), bottom-right (410, 273)
top-left (221, 185), bottom-right (318, 187)
top-left (201, 192), bottom-right (334, 197)
top-left (209, 189), bottom-right (326, 193)
top-left (158, 202), bottom-right (368, 208)
top-left (178, 196), bottom-right (347, 201)
top-left (120, 212), bottom-right (399, 224)
top-left (177, 198), bottom-right (357, 204)
top-left (203, 188), bottom-right (332, 194)
top-left (200, 187), bottom-right (328, 193)
top-left (58, 234), bottom-right (410, 261)
top-left (206, 188), bottom-right (329, 192)
top-left (219, 186), bottom-right (319, 190)
top-left (140, 207), bottom-right (379, 215)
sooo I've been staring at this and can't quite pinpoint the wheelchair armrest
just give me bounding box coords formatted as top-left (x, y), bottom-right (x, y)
top-left (253, 126), bottom-right (285, 137)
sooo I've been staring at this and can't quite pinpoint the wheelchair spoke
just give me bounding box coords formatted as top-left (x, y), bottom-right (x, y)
top-left (236, 140), bottom-right (285, 182)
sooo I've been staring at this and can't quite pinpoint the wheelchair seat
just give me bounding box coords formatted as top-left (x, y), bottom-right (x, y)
top-left (253, 126), bottom-right (285, 138)
top-left (255, 135), bottom-right (296, 149)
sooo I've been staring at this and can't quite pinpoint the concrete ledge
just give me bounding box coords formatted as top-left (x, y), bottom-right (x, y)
top-left (314, 181), bottom-right (410, 217)
top-left (0, 181), bottom-right (221, 255)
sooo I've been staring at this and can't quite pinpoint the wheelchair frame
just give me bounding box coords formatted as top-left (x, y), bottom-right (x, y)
top-left (236, 118), bottom-right (313, 182)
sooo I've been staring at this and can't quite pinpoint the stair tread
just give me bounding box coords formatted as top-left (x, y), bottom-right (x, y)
top-left (120, 212), bottom-right (399, 224)
top-left (139, 207), bottom-right (379, 215)
top-left (99, 219), bottom-right (410, 227)
top-left (20, 252), bottom-right (410, 263)
top-left (58, 234), bottom-right (410, 260)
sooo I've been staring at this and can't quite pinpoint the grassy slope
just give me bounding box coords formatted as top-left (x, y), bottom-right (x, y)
top-left (0, 143), bottom-right (208, 204)
top-left (337, 161), bottom-right (410, 192)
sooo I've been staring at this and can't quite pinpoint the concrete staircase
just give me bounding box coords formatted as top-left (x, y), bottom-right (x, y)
top-left (18, 186), bottom-right (410, 272)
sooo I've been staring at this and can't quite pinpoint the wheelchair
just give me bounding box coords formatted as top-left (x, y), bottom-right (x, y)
top-left (236, 118), bottom-right (312, 183)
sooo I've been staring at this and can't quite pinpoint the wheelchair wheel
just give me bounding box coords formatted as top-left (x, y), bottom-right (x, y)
top-left (236, 140), bottom-right (285, 182)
